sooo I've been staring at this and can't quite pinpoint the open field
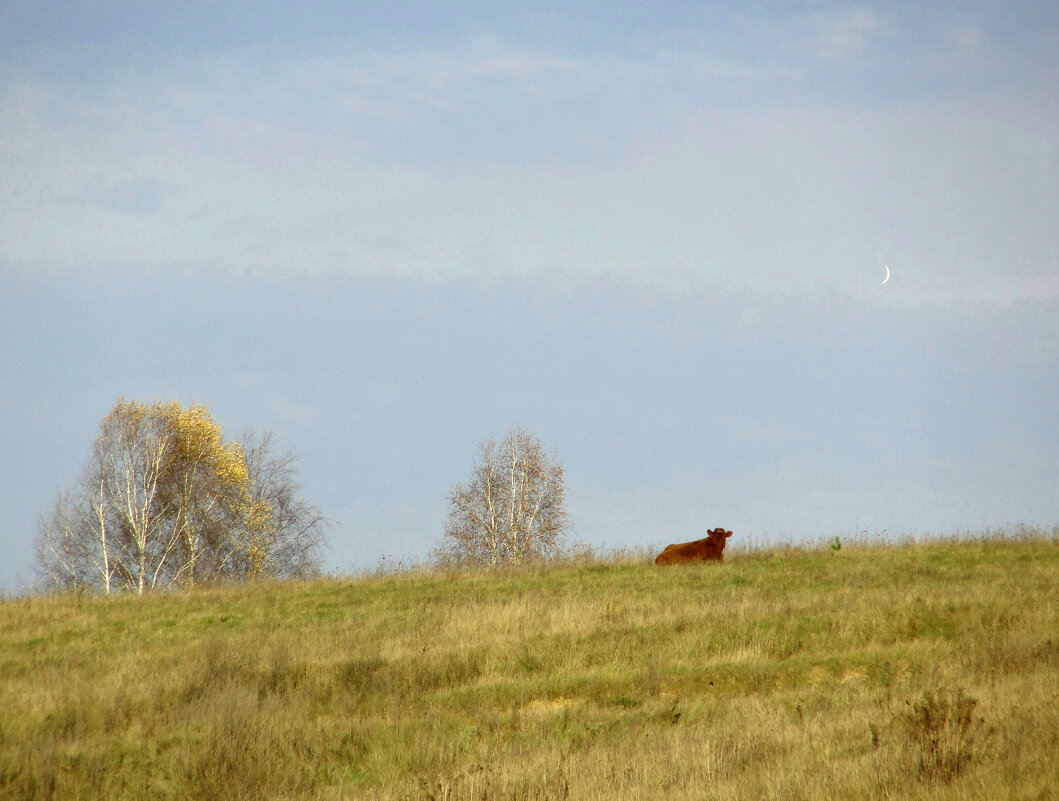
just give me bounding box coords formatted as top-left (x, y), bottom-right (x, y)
top-left (2, 530), bottom-right (1057, 800)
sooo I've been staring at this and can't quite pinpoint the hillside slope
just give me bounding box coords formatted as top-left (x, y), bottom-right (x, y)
top-left (2, 534), bottom-right (1057, 800)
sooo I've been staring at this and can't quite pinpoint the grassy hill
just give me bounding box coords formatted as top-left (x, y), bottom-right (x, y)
top-left (2, 531), bottom-right (1057, 800)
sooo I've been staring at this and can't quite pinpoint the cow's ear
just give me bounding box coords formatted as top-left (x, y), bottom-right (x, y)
top-left (725, 530), bottom-right (733, 537)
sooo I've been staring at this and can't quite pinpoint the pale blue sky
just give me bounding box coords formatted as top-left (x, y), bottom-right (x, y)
top-left (1, 2), bottom-right (1057, 591)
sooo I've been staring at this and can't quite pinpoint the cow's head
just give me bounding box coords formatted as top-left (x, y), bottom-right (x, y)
top-left (706, 528), bottom-right (733, 550)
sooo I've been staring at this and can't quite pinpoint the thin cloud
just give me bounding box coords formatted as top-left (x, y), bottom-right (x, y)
top-left (949, 24), bottom-right (984, 52)
top-left (78, 176), bottom-right (170, 215)
top-left (1, 23), bottom-right (1056, 307)
top-left (799, 8), bottom-right (880, 61)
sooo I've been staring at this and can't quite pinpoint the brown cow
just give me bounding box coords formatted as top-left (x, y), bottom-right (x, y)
top-left (654, 528), bottom-right (733, 565)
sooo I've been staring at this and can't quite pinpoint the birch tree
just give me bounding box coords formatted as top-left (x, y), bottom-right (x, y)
top-left (56, 400), bottom-right (183, 595)
top-left (35, 399), bottom-right (327, 593)
top-left (435, 429), bottom-right (571, 567)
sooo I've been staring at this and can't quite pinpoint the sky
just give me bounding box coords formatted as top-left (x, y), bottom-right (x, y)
top-left (1, 2), bottom-right (1057, 592)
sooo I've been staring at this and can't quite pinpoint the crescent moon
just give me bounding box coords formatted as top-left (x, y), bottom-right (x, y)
top-left (881, 265), bottom-right (891, 286)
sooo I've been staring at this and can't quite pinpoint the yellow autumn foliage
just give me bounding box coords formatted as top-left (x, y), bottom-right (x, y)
top-left (246, 501), bottom-right (275, 533)
top-left (166, 403), bottom-right (252, 493)
top-left (112, 398), bottom-right (263, 532)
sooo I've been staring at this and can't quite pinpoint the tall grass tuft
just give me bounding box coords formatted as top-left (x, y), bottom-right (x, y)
top-left (902, 687), bottom-right (987, 783)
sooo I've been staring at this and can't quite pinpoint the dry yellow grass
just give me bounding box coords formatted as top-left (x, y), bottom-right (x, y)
top-left (1, 530), bottom-right (1057, 800)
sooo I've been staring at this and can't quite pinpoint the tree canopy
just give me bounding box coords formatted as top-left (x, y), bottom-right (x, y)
top-left (36, 399), bottom-right (326, 594)
top-left (434, 428), bottom-right (571, 567)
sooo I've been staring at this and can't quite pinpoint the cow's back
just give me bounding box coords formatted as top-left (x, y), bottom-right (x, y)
top-left (654, 540), bottom-right (709, 564)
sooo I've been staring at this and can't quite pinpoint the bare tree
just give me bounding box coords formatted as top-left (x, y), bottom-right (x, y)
top-left (435, 428), bottom-right (571, 567)
top-left (35, 399), bottom-right (328, 594)
top-left (229, 430), bottom-right (328, 581)
top-left (35, 490), bottom-right (98, 593)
